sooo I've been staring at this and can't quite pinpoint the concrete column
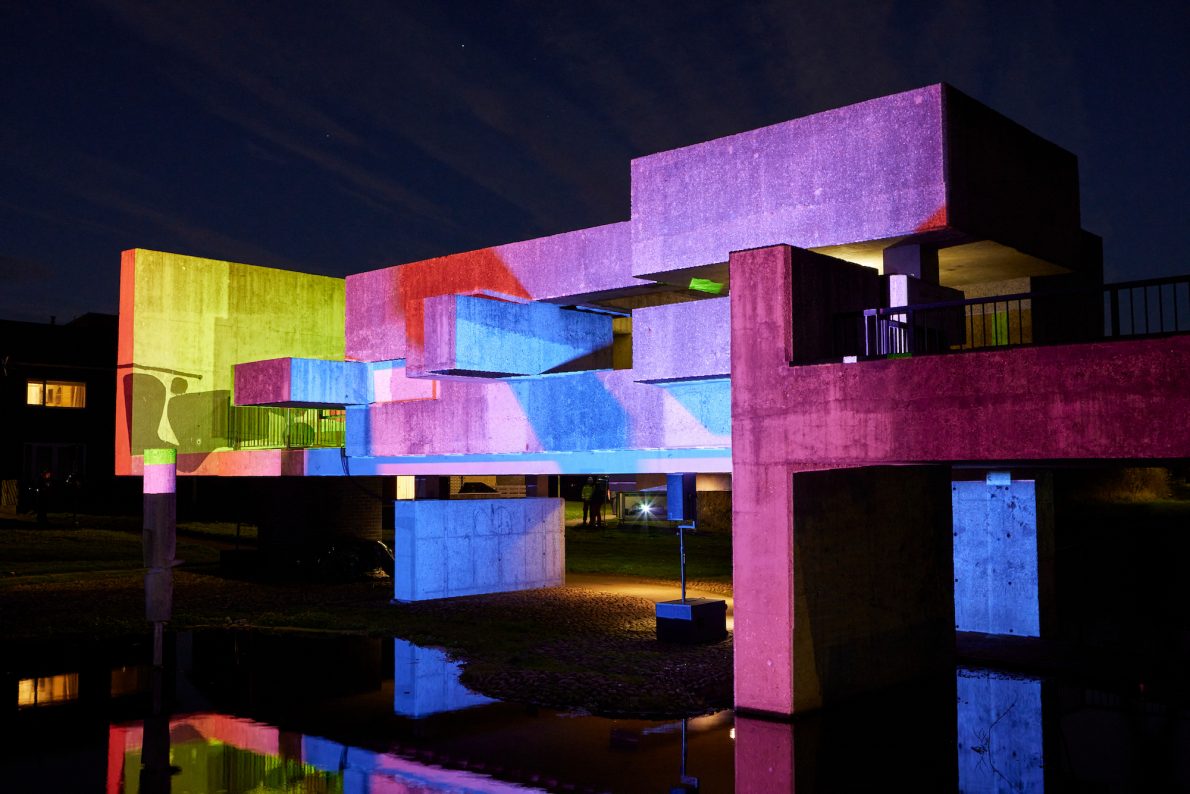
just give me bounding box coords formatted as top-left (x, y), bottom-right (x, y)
top-left (883, 242), bottom-right (940, 283)
top-left (142, 448), bottom-right (176, 626)
top-left (734, 465), bottom-right (954, 715)
top-left (952, 472), bottom-right (1055, 637)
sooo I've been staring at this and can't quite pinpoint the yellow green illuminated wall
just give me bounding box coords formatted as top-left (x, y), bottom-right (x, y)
top-left (119, 249), bottom-right (344, 467)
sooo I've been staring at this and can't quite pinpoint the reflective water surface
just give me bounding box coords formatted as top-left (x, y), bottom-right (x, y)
top-left (3, 631), bottom-right (1189, 792)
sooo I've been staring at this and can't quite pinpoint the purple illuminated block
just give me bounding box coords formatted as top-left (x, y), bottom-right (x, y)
top-left (632, 297), bottom-right (729, 383)
top-left (235, 357), bottom-right (368, 407)
top-left (631, 85), bottom-right (947, 279)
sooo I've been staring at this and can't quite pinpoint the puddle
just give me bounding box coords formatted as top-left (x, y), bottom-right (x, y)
top-left (2, 631), bottom-right (1188, 791)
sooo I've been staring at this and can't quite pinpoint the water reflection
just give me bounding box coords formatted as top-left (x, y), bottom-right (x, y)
top-left (5, 630), bottom-right (1189, 791)
top-left (957, 668), bottom-right (1044, 792)
top-left (109, 713), bottom-right (542, 793)
top-left (393, 639), bottom-right (497, 718)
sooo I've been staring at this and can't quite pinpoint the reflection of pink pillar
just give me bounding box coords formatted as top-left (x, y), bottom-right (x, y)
top-left (735, 717), bottom-right (794, 792)
top-left (730, 245), bottom-right (798, 715)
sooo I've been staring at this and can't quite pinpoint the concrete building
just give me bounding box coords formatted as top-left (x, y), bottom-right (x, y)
top-left (115, 84), bottom-right (1190, 717)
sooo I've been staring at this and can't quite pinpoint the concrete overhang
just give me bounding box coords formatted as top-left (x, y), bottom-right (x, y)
top-left (630, 83), bottom-right (1087, 288)
top-left (234, 357), bottom-right (368, 407)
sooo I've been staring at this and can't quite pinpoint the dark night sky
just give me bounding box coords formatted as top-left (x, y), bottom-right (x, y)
top-left (2, 0), bottom-right (1187, 323)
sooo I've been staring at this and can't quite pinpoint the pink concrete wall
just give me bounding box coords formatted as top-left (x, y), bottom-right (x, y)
top-left (729, 242), bottom-right (1190, 715)
top-left (233, 357), bottom-right (292, 405)
top-left (733, 244), bottom-right (1190, 470)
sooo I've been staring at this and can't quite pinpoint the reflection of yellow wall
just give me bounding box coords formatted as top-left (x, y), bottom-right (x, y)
top-left (126, 250), bottom-right (344, 457)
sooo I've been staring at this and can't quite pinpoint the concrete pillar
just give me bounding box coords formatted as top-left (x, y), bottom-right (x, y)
top-left (734, 465), bottom-right (954, 715)
top-left (952, 472), bottom-right (1055, 637)
top-left (142, 448), bottom-right (176, 626)
top-left (883, 242), bottom-right (940, 283)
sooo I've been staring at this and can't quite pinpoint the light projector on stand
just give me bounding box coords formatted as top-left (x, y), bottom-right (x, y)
top-left (655, 473), bottom-right (727, 645)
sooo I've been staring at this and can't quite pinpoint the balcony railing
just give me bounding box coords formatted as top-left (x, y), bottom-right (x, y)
top-left (227, 404), bottom-right (346, 450)
top-left (834, 275), bottom-right (1190, 360)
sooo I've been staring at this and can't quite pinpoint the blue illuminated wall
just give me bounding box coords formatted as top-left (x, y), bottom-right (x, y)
top-left (952, 475), bottom-right (1054, 636)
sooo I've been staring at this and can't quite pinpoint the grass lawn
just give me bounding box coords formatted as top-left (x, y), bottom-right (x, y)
top-left (566, 525), bottom-right (732, 583)
top-left (0, 526), bottom-right (220, 576)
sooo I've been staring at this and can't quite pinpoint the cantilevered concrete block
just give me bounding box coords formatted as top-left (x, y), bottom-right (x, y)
top-left (412, 295), bottom-right (613, 378)
top-left (632, 84), bottom-right (1083, 283)
top-left (393, 497), bottom-right (564, 602)
top-left (234, 357), bottom-right (368, 407)
top-left (633, 297), bottom-right (729, 383)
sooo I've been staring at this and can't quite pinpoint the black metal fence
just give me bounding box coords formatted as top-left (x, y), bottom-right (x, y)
top-left (227, 404), bottom-right (346, 450)
top-left (834, 275), bottom-right (1190, 360)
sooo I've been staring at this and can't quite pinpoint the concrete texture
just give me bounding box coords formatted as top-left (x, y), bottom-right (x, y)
top-left (369, 361), bottom-right (437, 403)
top-left (360, 370), bottom-right (730, 465)
top-left (631, 85), bottom-right (948, 280)
top-left (414, 294), bottom-right (612, 378)
top-left (234, 357), bottom-right (369, 407)
top-left (392, 639), bottom-right (496, 717)
top-left (953, 476), bottom-right (1055, 636)
top-left (632, 297), bottom-right (729, 383)
top-left (344, 222), bottom-right (634, 364)
top-left (392, 497), bottom-right (564, 602)
top-left (730, 244), bottom-right (1190, 468)
top-left (790, 466), bottom-right (954, 711)
top-left (116, 249), bottom-right (344, 474)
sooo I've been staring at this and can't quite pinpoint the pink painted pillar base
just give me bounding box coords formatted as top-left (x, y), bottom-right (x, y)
top-left (142, 448), bottom-right (176, 628)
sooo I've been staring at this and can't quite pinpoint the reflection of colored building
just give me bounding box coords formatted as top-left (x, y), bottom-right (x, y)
top-left (108, 713), bottom-right (541, 793)
top-left (116, 84), bottom-right (1190, 716)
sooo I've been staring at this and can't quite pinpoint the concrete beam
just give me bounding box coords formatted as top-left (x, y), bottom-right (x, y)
top-left (632, 297), bottom-right (729, 383)
top-left (234, 357), bottom-right (368, 407)
top-left (411, 295), bottom-right (613, 378)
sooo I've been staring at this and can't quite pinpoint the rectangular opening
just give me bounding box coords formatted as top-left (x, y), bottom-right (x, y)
top-left (26, 380), bottom-right (86, 408)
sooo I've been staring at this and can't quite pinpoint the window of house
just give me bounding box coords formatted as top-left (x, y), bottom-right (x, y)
top-left (17, 673), bottom-right (79, 708)
top-left (26, 380), bottom-right (86, 408)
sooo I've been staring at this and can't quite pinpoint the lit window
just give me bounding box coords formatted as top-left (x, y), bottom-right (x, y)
top-left (17, 673), bottom-right (79, 707)
top-left (26, 380), bottom-right (86, 408)
top-left (26, 381), bottom-right (44, 405)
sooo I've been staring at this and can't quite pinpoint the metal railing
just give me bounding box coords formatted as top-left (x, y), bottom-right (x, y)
top-left (834, 275), bottom-right (1190, 360)
top-left (227, 404), bottom-right (346, 450)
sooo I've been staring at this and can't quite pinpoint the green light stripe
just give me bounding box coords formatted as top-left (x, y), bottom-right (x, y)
top-left (143, 448), bottom-right (177, 465)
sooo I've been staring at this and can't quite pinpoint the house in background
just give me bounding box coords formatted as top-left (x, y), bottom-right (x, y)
top-left (0, 313), bottom-right (131, 515)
